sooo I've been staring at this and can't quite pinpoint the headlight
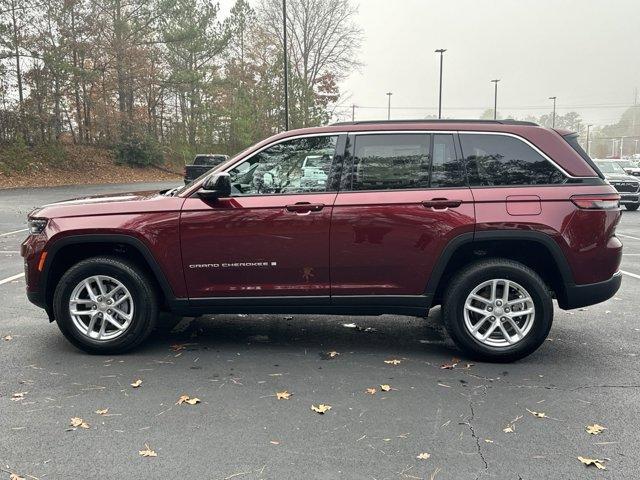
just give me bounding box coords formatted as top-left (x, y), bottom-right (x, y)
top-left (28, 218), bottom-right (48, 235)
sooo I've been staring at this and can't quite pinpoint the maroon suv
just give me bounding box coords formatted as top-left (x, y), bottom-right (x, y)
top-left (21, 120), bottom-right (622, 361)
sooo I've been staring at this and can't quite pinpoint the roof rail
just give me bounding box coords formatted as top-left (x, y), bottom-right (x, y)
top-left (331, 119), bottom-right (538, 126)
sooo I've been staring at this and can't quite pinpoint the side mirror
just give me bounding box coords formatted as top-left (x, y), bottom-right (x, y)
top-left (197, 172), bottom-right (231, 200)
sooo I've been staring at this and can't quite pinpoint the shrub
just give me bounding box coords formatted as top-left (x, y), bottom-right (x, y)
top-left (115, 136), bottom-right (163, 167)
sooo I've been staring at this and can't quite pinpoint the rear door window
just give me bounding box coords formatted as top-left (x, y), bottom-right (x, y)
top-left (431, 134), bottom-right (465, 187)
top-left (461, 133), bottom-right (566, 186)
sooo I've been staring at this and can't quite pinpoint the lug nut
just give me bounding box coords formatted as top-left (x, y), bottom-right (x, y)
top-left (490, 316), bottom-right (495, 321)
top-left (496, 300), bottom-right (502, 306)
top-left (97, 296), bottom-right (102, 301)
top-left (505, 307), bottom-right (510, 313)
top-left (487, 306), bottom-right (493, 312)
top-left (92, 305), bottom-right (97, 310)
top-left (107, 309), bottom-right (112, 314)
top-left (107, 299), bottom-right (112, 305)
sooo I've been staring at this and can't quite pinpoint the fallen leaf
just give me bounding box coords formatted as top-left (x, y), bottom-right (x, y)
top-left (484, 439), bottom-right (494, 443)
top-left (276, 391), bottom-right (292, 400)
top-left (3, 334), bottom-right (13, 341)
top-left (578, 456), bottom-right (606, 470)
top-left (586, 423), bottom-right (606, 435)
top-left (380, 384), bottom-right (391, 392)
top-left (131, 379), bottom-right (142, 388)
top-left (327, 351), bottom-right (339, 358)
top-left (503, 426), bottom-right (514, 433)
top-left (11, 392), bottom-right (27, 401)
top-left (384, 359), bottom-right (402, 365)
top-left (311, 404), bottom-right (332, 414)
top-left (176, 395), bottom-right (201, 405)
top-left (10, 474), bottom-right (25, 480)
top-left (416, 452), bottom-right (431, 460)
top-left (70, 417), bottom-right (89, 429)
top-left (365, 387), bottom-right (377, 395)
top-left (95, 408), bottom-right (109, 415)
top-left (270, 440), bottom-right (280, 445)
top-left (526, 408), bottom-right (548, 418)
top-left (342, 323), bottom-right (357, 328)
top-left (139, 444), bottom-right (158, 457)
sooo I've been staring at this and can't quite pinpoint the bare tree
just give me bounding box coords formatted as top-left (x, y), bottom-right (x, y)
top-left (258, 0), bottom-right (362, 127)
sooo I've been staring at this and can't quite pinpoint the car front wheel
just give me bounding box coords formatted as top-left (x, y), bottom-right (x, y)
top-left (53, 256), bottom-right (158, 354)
top-left (443, 259), bottom-right (553, 362)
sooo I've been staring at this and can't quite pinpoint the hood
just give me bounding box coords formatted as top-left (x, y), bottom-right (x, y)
top-left (604, 173), bottom-right (640, 183)
top-left (30, 190), bottom-right (184, 219)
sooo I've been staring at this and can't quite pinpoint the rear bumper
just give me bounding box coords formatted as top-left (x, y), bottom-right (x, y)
top-left (559, 271), bottom-right (622, 310)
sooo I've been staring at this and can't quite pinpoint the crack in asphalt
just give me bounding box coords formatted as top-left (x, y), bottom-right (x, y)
top-left (463, 385), bottom-right (489, 480)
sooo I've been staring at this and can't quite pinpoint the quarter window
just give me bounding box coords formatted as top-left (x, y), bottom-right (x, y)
top-left (228, 136), bottom-right (337, 195)
top-left (351, 134), bottom-right (431, 191)
top-left (461, 134), bottom-right (566, 186)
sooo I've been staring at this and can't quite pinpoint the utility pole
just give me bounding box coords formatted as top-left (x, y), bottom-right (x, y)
top-left (635, 139), bottom-right (638, 156)
top-left (620, 137), bottom-right (624, 158)
top-left (351, 104), bottom-right (356, 122)
top-left (435, 49), bottom-right (446, 119)
top-left (586, 124), bottom-right (592, 156)
top-left (491, 79), bottom-right (500, 120)
top-left (386, 92), bottom-right (393, 120)
top-left (549, 96), bottom-right (557, 128)
top-left (282, 0), bottom-right (289, 131)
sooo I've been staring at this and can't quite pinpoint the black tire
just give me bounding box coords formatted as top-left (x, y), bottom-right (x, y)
top-left (53, 256), bottom-right (158, 354)
top-left (442, 259), bottom-right (553, 362)
top-left (625, 203), bottom-right (639, 211)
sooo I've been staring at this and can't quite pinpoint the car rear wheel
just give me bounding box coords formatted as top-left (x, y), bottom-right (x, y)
top-left (53, 256), bottom-right (158, 354)
top-left (625, 203), bottom-right (639, 211)
top-left (443, 259), bottom-right (553, 362)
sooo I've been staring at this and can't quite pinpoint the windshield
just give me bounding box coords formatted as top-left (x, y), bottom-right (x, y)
top-left (595, 161), bottom-right (626, 174)
top-left (617, 160), bottom-right (636, 168)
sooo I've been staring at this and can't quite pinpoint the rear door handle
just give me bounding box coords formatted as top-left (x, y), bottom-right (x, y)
top-left (285, 202), bottom-right (325, 213)
top-left (422, 198), bottom-right (463, 209)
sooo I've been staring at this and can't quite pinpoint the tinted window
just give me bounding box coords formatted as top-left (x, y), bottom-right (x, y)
top-left (431, 134), bottom-right (465, 187)
top-left (351, 134), bottom-right (430, 190)
top-left (228, 136), bottom-right (337, 195)
top-left (461, 134), bottom-right (566, 186)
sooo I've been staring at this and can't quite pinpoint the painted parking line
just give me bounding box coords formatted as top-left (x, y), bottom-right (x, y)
top-left (618, 233), bottom-right (640, 241)
top-left (0, 251), bottom-right (20, 254)
top-left (0, 228), bottom-right (27, 238)
top-left (621, 270), bottom-right (640, 280)
top-left (0, 273), bottom-right (25, 286)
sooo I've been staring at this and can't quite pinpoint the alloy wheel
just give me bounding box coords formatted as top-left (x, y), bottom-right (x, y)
top-left (463, 278), bottom-right (535, 347)
top-left (68, 275), bottom-right (134, 341)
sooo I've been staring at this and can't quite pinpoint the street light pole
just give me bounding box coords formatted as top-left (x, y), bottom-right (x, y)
top-left (549, 96), bottom-right (557, 128)
top-left (282, 0), bottom-right (289, 131)
top-left (491, 79), bottom-right (500, 120)
top-left (386, 92), bottom-right (393, 120)
top-left (351, 104), bottom-right (356, 122)
top-left (435, 49), bottom-right (446, 119)
top-left (586, 124), bottom-right (592, 156)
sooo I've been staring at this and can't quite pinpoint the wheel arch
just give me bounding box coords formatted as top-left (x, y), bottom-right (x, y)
top-left (42, 234), bottom-right (175, 318)
top-left (426, 230), bottom-right (575, 308)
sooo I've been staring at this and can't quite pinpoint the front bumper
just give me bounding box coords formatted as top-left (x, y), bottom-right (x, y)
top-left (619, 194), bottom-right (639, 205)
top-left (559, 271), bottom-right (622, 310)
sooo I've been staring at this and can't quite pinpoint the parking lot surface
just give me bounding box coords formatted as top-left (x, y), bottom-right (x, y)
top-left (1, 183), bottom-right (639, 479)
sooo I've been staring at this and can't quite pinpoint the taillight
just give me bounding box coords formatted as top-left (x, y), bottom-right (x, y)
top-left (571, 194), bottom-right (620, 210)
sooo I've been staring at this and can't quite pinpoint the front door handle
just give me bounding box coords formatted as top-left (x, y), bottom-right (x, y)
top-left (285, 202), bottom-right (325, 213)
top-left (422, 198), bottom-right (463, 209)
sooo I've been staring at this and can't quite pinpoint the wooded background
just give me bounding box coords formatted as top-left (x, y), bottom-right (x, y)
top-left (0, 0), bottom-right (362, 170)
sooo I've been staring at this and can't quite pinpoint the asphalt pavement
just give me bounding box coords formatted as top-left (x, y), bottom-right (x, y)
top-left (1, 183), bottom-right (639, 480)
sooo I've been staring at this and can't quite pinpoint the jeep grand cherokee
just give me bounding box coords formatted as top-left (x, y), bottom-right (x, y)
top-left (21, 120), bottom-right (622, 362)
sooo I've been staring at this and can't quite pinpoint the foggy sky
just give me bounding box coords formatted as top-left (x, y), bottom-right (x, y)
top-left (220, 0), bottom-right (640, 126)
